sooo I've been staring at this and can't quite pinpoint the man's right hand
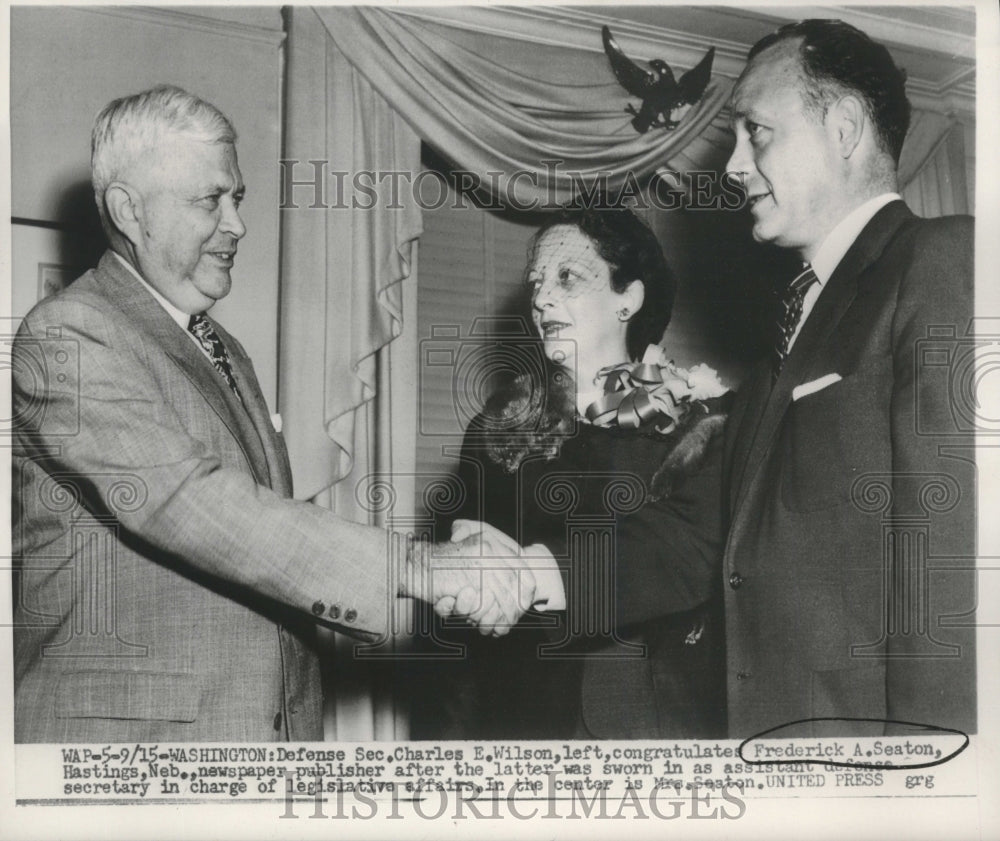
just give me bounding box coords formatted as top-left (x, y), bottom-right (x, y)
top-left (398, 528), bottom-right (536, 636)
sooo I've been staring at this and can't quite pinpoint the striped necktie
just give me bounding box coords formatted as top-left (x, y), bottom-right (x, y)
top-left (188, 313), bottom-right (241, 399)
top-left (773, 265), bottom-right (819, 378)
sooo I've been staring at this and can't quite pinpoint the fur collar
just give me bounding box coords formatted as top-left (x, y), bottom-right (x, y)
top-left (481, 368), bottom-right (728, 501)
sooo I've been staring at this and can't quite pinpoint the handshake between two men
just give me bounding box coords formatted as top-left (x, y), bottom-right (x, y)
top-left (400, 521), bottom-right (566, 637)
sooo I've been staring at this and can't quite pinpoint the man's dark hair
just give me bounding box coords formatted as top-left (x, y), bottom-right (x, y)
top-left (529, 205), bottom-right (676, 361)
top-left (749, 19), bottom-right (911, 163)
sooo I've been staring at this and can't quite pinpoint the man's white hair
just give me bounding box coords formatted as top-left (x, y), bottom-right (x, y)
top-left (91, 85), bottom-right (236, 235)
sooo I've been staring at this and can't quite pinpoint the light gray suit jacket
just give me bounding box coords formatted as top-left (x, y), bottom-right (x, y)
top-left (12, 251), bottom-right (393, 742)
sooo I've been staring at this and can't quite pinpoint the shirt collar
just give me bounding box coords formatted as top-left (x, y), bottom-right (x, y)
top-left (809, 193), bottom-right (901, 285)
top-left (112, 251), bottom-right (192, 330)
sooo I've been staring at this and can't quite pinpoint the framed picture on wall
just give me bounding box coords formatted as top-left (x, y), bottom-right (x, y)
top-left (36, 262), bottom-right (77, 300)
top-left (10, 221), bottom-right (103, 318)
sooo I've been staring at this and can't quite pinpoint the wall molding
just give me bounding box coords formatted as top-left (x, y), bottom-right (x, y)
top-left (396, 6), bottom-right (751, 77)
top-left (399, 5), bottom-right (975, 118)
top-left (79, 6), bottom-right (285, 47)
top-left (752, 5), bottom-right (975, 60)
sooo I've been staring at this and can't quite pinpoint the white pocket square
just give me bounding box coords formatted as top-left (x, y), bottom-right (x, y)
top-left (792, 373), bottom-right (842, 401)
top-left (270, 413), bottom-right (283, 433)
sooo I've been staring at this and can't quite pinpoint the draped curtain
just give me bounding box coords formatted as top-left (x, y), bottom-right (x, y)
top-left (280, 7), bottom-right (423, 504)
top-left (309, 6), bottom-right (732, 207)
top-left (899, 110), bottom-right (970, 217)
top-left (279, 6), bottom-right (732, 738)
top-left (283, 4), bottom-right (731, 506)
top-left (279, 5), bottom-right (970, 739)
top-left (280, 7), bottom-right (422, 739)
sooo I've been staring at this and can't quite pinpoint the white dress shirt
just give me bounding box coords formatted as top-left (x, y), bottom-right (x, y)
top-left (787, 193), bottom-right (901, 350)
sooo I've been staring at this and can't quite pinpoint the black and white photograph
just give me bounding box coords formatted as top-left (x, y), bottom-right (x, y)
top-left (2, 2), bottom-right (998, 838)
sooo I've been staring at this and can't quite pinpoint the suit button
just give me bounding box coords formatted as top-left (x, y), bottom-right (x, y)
top-left (736, 671), bottom-right (751, 681)
top-left (345, 608), bottom-right (357, 623)
top-left (273, 712), bottom-right (282, 731)
top-left (311, 600), bottom-right (325, 616)
top-left (729, 572), bottom-right (744, 590)
top-left (329, 604), bottom-right (341, 620)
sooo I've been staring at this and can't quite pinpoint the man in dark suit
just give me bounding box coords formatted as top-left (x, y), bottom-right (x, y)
top-left (11, 86), bottom-right (534, 742)
top-left (722, 20), bottom-right (975, 737)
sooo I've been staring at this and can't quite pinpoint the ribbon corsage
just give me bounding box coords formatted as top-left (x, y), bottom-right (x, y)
top-left (584, 345), bottom-right (725, 434)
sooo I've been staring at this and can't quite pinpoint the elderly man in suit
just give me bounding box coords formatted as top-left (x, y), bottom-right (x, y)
top-left (11, 86), bottom-right (535, 743)
top-left (722, 20), bottom-right (976, 737)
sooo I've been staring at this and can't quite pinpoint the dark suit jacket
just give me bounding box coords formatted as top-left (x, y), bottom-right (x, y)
top-left (12, 251), bottom-right (393, 742)
top-left (722, 201), bottom-right (976, 738)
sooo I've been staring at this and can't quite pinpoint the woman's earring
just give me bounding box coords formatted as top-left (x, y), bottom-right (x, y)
top-left (618, 307), bottom-right (630, 320)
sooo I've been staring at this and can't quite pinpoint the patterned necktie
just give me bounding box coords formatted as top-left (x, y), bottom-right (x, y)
top-left (188, 313), bottom-right (241, 399)
top-left (773, 264), bottom-right (819, 378)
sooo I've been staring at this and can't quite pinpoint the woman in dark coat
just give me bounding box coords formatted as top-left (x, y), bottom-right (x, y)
top-left (413, 206), bottom-right (730, 740)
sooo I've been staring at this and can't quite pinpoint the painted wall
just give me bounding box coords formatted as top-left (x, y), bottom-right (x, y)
top-left (10, 6), bottom-right (285, 403)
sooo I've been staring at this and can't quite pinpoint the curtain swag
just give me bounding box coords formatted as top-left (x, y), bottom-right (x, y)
top-left (280, 4), bottom-right (966, 501)
top-left (312, 6), bottom-right (733, 206)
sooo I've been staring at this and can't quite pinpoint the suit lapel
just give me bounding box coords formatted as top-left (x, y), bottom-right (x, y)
top-left (217, 324), bottom-right (294, 497)
top-left (93, 252), bottom-right (273, 488)
top-left (726, 360), bottom-right (770, 514)
top-left (730, 201), bottom-right (913, 521)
